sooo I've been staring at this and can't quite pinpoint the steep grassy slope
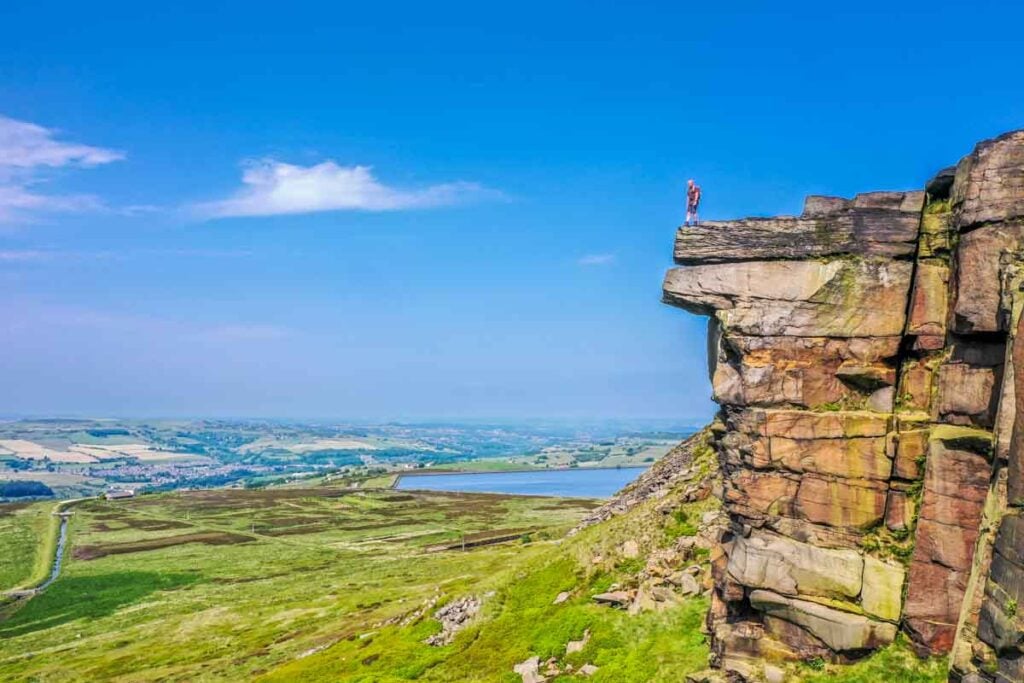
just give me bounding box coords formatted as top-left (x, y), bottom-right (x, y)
top-left (0, 488), bottom-right (596, 681)
top-left (0, 500), bottom-right (60, 592)
top-left (0, 440), bottom-right (949, 682)
top-left (260, 431), bottom-right (722, 681)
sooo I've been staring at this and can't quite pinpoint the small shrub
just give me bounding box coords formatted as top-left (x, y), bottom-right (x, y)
top-left (805, 657), bottom-right (826, 671)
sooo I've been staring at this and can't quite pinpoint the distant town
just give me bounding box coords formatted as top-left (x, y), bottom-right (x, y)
top-left (0, 418), bottom-right (698, 500)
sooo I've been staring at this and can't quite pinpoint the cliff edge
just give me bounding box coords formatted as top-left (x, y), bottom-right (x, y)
top-left (663, 130), bottom-right (1024, 682)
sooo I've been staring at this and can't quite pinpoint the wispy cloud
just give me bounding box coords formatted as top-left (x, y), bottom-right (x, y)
top-left (0, 247), bottom-right (253, 264)
top-left (0, 116), bottom-right (123, 169)
top-left (0, 115), bottom-right (124, 222)
top-left (0, 249), bottom-right (52, 262)
top-left (578, 253), bottom-right (616, 266)
top-left (194, 159), bottom-right (496, 219)
top-left (184, 324), bottom-right (292, 342)
top-left (0, 299), bottom-right (292, 346)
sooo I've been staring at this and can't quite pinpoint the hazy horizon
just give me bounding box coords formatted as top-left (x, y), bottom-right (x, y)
top-left (2, 1), bottom-right (1022, 419)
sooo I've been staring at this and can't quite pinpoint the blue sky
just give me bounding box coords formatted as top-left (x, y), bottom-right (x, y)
top-left (0, 1), bottom-right (1021, 420)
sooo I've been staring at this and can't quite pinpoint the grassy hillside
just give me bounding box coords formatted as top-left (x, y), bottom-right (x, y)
top-left (0, 500), bottom-right (60, 592)
top-left (0, 447), bottom-right (948, 682)
top-left (0, 486), bottom-right (601, 681)
top-left (264, 478), bottom-right (720, 682)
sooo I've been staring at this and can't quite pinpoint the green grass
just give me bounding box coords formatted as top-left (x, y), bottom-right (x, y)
top-left (0, 485), bottom-right (609, 681)
top-left (792, 636), bottom-right (947, 682)
top-left (0, 500), bottom-right (59, 591)
top-left (264, 522), bottom-right (711, 682)
top-left (0, 467), bottom-right (950, 683)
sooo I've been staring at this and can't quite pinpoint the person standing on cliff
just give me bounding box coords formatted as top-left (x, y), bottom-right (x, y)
top-left (685, 179), bottom-right (701, 227)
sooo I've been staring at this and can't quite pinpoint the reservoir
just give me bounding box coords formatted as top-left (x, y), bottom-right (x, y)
top-left (395, 466), bottom-right (647, 498)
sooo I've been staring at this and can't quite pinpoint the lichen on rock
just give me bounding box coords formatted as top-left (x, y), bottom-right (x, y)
top-left (662, 129), bottom-right (1024, 680)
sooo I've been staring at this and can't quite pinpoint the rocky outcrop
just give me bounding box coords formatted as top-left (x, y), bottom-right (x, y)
top-left (424, 595), bottom-right (481, 646)
top-left (662, 130), bottom-right (1024, 681)
top-left (569, 429), bottom-right (716, 535)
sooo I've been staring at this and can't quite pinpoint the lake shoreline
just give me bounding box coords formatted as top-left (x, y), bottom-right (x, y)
top-left (397, 464), bottom-right (649, 477)
top-left (395, 465), bottom-right (649, 499)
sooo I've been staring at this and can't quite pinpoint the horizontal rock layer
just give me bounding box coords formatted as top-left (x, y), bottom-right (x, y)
top-left (673, 192), bottom-right (924, 264)
top-left (664, 130), bottom-right (1024, 680)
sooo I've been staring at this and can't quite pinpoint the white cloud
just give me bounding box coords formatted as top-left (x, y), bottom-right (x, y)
top-left (0, 247), bottom-right (252, 264)
top-left (185, 324), bottom-right (292, 342)
top-left (0, 115), bottom-right (124, 222)
top-left (0, 299), bottom-right (291, 346)
top-left (578, 253), bottom-right (616, 266)
top-left (195, 159), bottom-right (495, 218)
top-left (0, 249), bottom-right (50, 262)
top-left (0, 116), bottom-right (124, 170)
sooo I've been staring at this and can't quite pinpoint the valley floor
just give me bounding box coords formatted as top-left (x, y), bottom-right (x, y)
top-left (0, 474), bottom-right (948, 682)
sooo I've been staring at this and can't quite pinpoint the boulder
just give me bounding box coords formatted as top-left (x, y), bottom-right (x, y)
top-left (936, 362), bottom-right (1000, 428)
top-left (867, 386), bottom-right (894, 412)
top-left (835, 361), bottom-right (896, 391)
top-left (677, 572), bottom-right (701, 597)
top-left (424, 596), bottom-right (482, 647)
top-left (629, 586), bottom-right (660, 615)
top-left (762, 615), bottom-right (833, 660)
top-left (861, 557), bottom-right (905, 622)
top-left (794, 475), bottom-right (888, 529)
top-left (897, 360), bottom-right (935, 410)
top-left (952, 130), bottom-right (1024, 230)
top-left (726, 530), bottom-right (863, 601)
top-left (767, 435), bottom-right (891, 481)
top-left (978, 514), bottom-right (1024, 655)
top-left (663, 259), bottom-right (912, 338)
top-left (1010, 311), bottom-right (1024, 505)
top-left (673, 194), bottom-right (921, 264)
top-left (749, 589), bottom-right (898, 652)
top-left (951, 223), bottom-right (1024, 334)
top-left (904, 428), bottom-right (992, 655)
top-left (723, 469), bottom-right (799, 520)
top-left (592, 591), bottom-right (631, 608)
top-left (803, 195), bottom-right (849, 216)
top-left (926, 165), bottom-right (956, 199)
top-left (893, 429), bottom-right (928, 480)
top-left (884, 489), bottom-right (914, 532)
top-left (565, 629), bottom-right (590, 654)
top-left (513, 656), bottom-right (545, 683)
top-left (906, 261), bottom-right (949, 338)
top-left (708, 335), bottom-right (899, 408)
top-left (918, 208), bottom-right (952, 259)
top-left (760, 409), bottom-right (889, 439)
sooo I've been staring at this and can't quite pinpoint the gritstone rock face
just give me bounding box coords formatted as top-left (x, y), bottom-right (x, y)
top-left (663, 130), bottom-right (1024, 681)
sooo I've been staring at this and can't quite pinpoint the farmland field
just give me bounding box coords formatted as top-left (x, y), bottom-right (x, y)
top-left (0, 501), bottom-right (57, 592)
top-left (0, 485), bottom-right (604, 681)
top-left (0, 478), bottom-right (944, 682)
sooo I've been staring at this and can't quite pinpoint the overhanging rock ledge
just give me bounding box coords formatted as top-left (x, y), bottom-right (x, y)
top-left (663, 130), bottom-right (1024, 682)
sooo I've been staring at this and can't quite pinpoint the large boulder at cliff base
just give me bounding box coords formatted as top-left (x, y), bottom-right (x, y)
top-left (749, 590), bottom-right (898, 652)
top-left (663, 129), bottom-right (1024, 676)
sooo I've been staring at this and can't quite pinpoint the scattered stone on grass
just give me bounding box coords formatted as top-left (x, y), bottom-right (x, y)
top-left (424, 595), bottom-right (481, 646)
top-left (565, 628), bottom-right (590, 654)
top-left (513, 656), bottom-right (545, 683)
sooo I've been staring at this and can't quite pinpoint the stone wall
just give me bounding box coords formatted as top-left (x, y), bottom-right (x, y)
top-left (663, 130), bottom-right (1024, 681)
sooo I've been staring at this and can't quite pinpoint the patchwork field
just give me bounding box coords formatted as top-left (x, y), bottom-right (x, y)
top-left (0, 480), bottom-right (946, 682)
top-left (0, 501), bottom-right (58, 592)
top-left (0, 485), bottom-right (603, 681)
